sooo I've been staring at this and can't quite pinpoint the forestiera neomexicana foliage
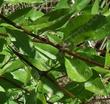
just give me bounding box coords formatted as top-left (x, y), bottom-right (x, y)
top-left (1, 0), bottom-right (110, 103)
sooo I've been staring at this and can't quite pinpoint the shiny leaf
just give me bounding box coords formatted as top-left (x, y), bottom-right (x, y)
top-left (65, 58), bottom-right (93, 82)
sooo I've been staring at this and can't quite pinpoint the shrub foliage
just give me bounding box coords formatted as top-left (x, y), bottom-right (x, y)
top-left (0, 0), bottom-right (110, 103)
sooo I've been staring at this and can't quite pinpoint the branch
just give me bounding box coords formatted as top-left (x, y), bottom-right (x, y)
top-left (86, 97), bottom-right (110, 104)
top-left (9, 46), bottom-right (75, 99)
top-left (0, 76), bottom-right (30, 93)
top-left (0, 14), bottom-right (107, 68)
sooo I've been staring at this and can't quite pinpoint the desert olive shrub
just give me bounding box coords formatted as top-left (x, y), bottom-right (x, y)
top-left (1, 0), bottom-right (110, 104)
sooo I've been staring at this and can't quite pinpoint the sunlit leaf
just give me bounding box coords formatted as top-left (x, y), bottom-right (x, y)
top-left (75, 0), bottom-right (91, 11)
top-left (91, 0), bottom-right (100, 14)
top-left (105, 40), bottom-right (110, 68)
top-left (0, 59), bottom-right (24, 75)
top-left (55, 0), bottom-right (69, 10)
top-left (65, 58), bottom-right (93, 82)
top-left (34, 43), bottom-right (58, 60)
top-left (5, 0), bottom-right (43, 4)
top-left (25, 9), bottom-right (71, 32)
top-left (85, 77), bottom-right (107, 95)
top-left (12, 67), bottom-right (31, 85)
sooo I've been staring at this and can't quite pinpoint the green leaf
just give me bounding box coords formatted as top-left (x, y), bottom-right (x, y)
top-left (76, 51), bottom-right (105, 70)
top-left (105, 40), bottom-right (110, 67)
top-left (62, 14), bottom-right (93, 39)
top-left (34, 43), bottom-right (58, 60)
top-left (0, 0), bottom-right (3, 6)
top-left (75, 0), bottom-right (91, 11)
top-left (7, 101), bottom-right (17, 104)
top-left (25, 90), bottom-right (38, 104)
top-left (36, 92), bottom-right (47, 104)
top-left (36, 81), bottom-right (47, 104)
top-left (5, 0), bottom-right (43, 4)
top-left (65, 58), bottom-right (93, 82)
top-left (0, 54), bottom-right (5, 64)
top-left (84, 77), bottom-right (107, 95)
top-left (0, 52), bottom-right (11, 68)
top-left (47, 31), bottom-right (64, 44)
top-left (105, 82), bottom-right (110, 95)
top-left (27, 9), bottom-right (44, 21)
top-left (0, 27), bottom-right (7, 34)
top-left (91, 0), bottom-right (100, 14)
top-left (0, 91), bottom-right (8, 104)
top-left (55, 0), bottom-right (69, 10)
top-left (0, 86), bottom-right (5, 92)
top-left (65, 82), bottom-right (93, 101)
top-left (49, 92), bottom-right (64, 103)
top-left (7, 29), bottom-right (35, 57)
top-left (0, 73), bottom-right (23, 90)
top-left (8, 8), bottom-right (44, 25)
top-left (11, 67), bottom-right (31, 85)
top-left (42, 77), bottom-right (64, 103)
top-left (25, 9), bottom-right (71, 32)
top-left (0, 38), bottom-right (6, 52)
top-left (0, 59), bottom-right (24, 75)
top-left (92, 66), bottom-right (110, 74)
top-left (61, 98), bottom-right (81, 104)
top-left (63, 14), bottom-right (109, 46)
top-left (8, 7), bottom-right (32, 24)
top-left (22, 54), bottom-right (50, 71)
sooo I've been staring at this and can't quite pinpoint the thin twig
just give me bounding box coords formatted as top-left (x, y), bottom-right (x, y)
top-left (9, 46), bottom-right (75, 99)
top-left (0, 76), bottom-right (30, 93)
top-left (0, 14), bottom-right (107, 69)
top-left (0, 32), bottom-right (8, 37)
top-left (86, 97), bottom-right (110, 104)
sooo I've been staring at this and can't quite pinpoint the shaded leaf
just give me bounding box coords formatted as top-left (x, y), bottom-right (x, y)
top-left (0, 38), bottom-right (6, 52)
top-left (0, 73), bottom-right (24, 90)
top-left (0, 54), bottom-right (5, 64)
top-left (42, 77), bottom-right (64, 103)
top-left (8, 7), bottom-right (32, 22)
top-left (62, 14), bottom-right (93, 39)
top-left (63, 15), bottom-right (109, 46)
top-left (22, 54), bottom-right (50, 71)
top-left (49, 92), bottom-right (64, 103)
top-left (0, 91), bottom-right (8, 104)
top-left (65, 82), bottom-right (93, 101)
top-left (7, 29), bottom-right (35, 57)
top-left (0, 0), bottom-right (3, 6)
top-left (25, 9), bottom-right (71, 32)
top-left (25, 90), bottom-right (38, 104)
top-left (36, 81), bottom-right (47, 104)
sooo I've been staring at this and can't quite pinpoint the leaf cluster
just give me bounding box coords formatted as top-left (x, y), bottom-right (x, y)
top-left (0, 0), bottom-right (110, 103)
